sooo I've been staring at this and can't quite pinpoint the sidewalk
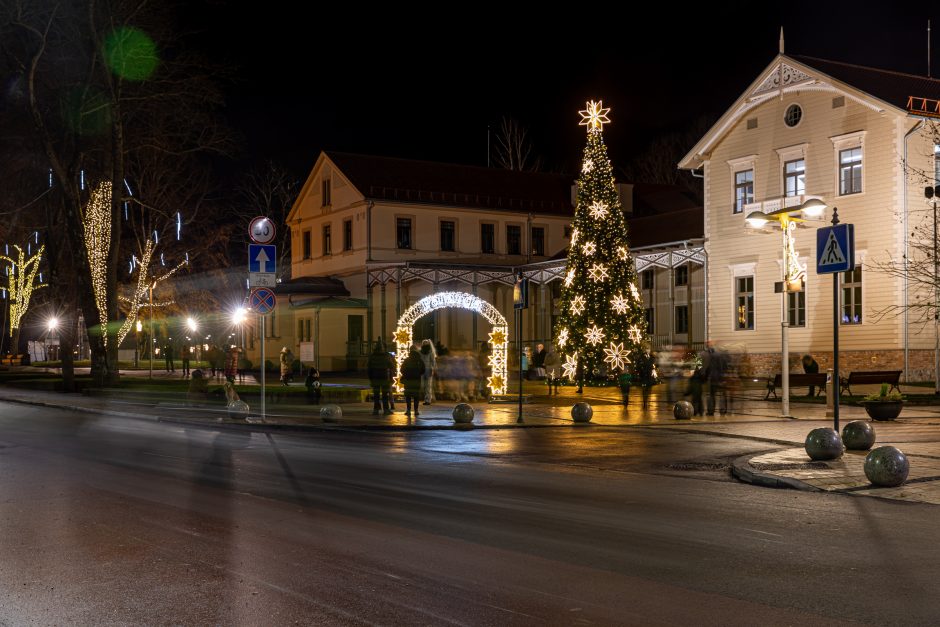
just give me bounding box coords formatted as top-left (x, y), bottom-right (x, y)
top-left (5, 373), bottom-right (940, 505)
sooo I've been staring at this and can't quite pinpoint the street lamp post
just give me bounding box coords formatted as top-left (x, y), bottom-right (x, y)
top-left (135, 320), bottom-right (142, 368)
top-left (746, 197), bottom-right (826, 418)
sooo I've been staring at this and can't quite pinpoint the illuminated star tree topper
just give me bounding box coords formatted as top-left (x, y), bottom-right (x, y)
top-left (554, 100), bottom-right (650, 383)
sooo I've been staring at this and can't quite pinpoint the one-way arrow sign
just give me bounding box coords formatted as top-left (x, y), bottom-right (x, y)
top-left (248, 244), bottom-right (276, 274)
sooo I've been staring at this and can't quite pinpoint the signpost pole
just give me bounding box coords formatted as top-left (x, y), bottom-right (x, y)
top-left (831, 209), bottom-right (840, 432)
top-left (260, 313), bottom-right (265, 422)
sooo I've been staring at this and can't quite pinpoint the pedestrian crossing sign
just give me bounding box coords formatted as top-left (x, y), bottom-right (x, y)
top-left (816, 223), bottom-right (855, 274)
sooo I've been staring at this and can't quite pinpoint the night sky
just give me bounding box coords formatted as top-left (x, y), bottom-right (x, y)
top-left (193, 3), bottom-right (940, 179)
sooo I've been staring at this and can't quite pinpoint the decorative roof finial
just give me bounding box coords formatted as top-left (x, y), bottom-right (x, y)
top-left (779, 27), bottom-right (785, 55)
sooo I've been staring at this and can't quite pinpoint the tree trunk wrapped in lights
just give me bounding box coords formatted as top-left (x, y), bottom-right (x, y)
top-left (554, 101), bottom-right (649, 387)
top-left (1, 243), bottom-right (46, 353)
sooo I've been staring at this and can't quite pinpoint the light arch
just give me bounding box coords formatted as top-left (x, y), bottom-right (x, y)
top-left (392, 291), bottom-right (508, 396)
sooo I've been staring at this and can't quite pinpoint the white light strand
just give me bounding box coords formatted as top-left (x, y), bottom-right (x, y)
top-left (83, 182), bottom-right (111, 345)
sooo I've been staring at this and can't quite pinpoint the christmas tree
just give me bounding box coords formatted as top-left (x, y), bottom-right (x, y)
top-left (554, 101), bottom-right (648, 386)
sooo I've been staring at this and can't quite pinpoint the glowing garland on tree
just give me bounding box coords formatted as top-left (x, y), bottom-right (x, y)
top-left (392, 292), bottom-right (508, 396)
top-left (1, 244), bottom-right (46, 337)
top-left (83, 182), bottom-right (112, 346)
top-left (553, 100), bottom-right (651, 385)
top-left (628, 325), bottom-right (643, 344)
top-left (116, 237), bottom-right (190, 346)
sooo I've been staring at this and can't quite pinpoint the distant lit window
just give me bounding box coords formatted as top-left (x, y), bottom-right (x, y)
top-left (841, 267), bottom-right (862, 324)
top-left (736, 276), bottom-right (754, 330)
top-left (396, 218), bottom-right (412, 250)
top-left (839, 148), bottom-right (862, 195)
top-left (784, 159), bottom-right (805, 197)
top-left (734, 169), bottom-right (753, 214)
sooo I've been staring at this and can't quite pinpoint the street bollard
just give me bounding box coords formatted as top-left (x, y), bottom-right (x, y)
top-left (825, 368), bottom-right (834, 418)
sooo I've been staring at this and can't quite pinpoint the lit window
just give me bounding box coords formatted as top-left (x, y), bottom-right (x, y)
top-left (841, 267), bottom-right (862, 324)
top-left (734, 169), bottom-right (754, 214)
top-left (784, 159), bottom-right (805, 197)
top-left (839, 148), bottom-right (862, 195)
top-left (736, 276), bottom-right (754, 330)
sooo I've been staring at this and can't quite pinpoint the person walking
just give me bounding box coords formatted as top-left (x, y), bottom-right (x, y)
top-left (531, 343), bottom-right (547, 380)
top-left (544, 346), bottom-right (560, 394)
top-left (163, 339), bottom-right (175, 373)
top-left (702, 342), bottom-right (728, 415)
top-left (401, 346), bottom-right (425, 418)
top-left (419, 339), bottom-right (436, 405)
top-left (224, 346), bottom-right (239, 384)
top-left (181, 342), bottom-right (191, 377)
top-left (368, 342), bottom-right (393, 415)
top-left (279, 347), bottom-right (294, 385)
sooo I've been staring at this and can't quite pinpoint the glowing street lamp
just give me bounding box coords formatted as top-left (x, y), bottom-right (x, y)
top-left (745, 197), bottom-right (828, 417)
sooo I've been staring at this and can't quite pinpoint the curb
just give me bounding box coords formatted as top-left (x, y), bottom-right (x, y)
top-left (730, 454), bottom-right (823, 492)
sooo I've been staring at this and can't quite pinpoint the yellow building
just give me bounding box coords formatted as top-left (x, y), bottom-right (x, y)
top-left (680, 49), bottom-right (940, 380)
top-left (253, 151), bottom-right (704, 372)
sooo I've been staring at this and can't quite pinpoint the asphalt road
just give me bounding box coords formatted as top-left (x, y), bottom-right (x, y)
top-left (1, 401), bottom-right (938, 625)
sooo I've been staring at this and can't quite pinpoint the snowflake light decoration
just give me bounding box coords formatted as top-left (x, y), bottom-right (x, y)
top-left (582, 241), bottom-right (596, 256)
top-left (562, 354), bottom-right (579, 381)
top-left (564, 269), bottom-right (575, 287)
top-left (628, 324), bottom-right (643, 344)
top-left (588, 201), bottom-right (609, 219)
top-left (570, 295), bottom-right (586, 315)
top-left (585, 324), bottom-right (605, 346)
top-left (617, 246), bottom-right (630, 261)
top-left (557, 327), bottom-right (569, 348)
top-left (570, 228), bottom-right (579, 246)
top-left (582, 159), bottom-right (593, 173)
top-left (489, 328), bottom-right (507, 346)
top-left (611, 294), bottom-right (629, 314)
top-left (588, 263), bottom-right (608, 282)
top-left (629, 283), bottom-right (640, 301)
top-left (579, 100), bottom-right (611, 132)
top-left (604, 342), bottom-right (630, 371)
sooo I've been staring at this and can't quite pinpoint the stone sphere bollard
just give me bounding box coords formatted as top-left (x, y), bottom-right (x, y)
top-left (452, 403), bottom-right (475, 424)
top-left (864, 446), bottom-right (909, 487)
top-left (842, 420), bottom-right (876, 451)
top-left (673, 401), bottom-right (694, 420)
top-left (320, 404), bottom-right (343, 423)
top-left (571, 402), bottom-right (593, 423)
top-left (804, 427), bottom-right (844, 461)
top-left (227, 400), bottom-right (250, 421)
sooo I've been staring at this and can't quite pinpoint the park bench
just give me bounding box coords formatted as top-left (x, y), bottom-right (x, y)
top-left (839, 370), bottom-right (902, 397)
top-left (0, 354), bottom-right (25, 366)
top-left (765, 372), bottom-right (828, 399)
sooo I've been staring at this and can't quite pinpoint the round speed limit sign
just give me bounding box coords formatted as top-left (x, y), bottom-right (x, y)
top-left (249, 216), bottom-right (276, 244)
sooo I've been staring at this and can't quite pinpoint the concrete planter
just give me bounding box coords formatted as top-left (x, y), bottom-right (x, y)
top-left (860, 401), bottom-right (903, 421)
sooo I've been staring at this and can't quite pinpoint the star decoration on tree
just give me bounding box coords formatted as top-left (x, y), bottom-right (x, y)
top-left (611, 294), bottom-right (629, 314)
top-left (604, 342), bottom-right (630, 371)
top-left (588, 263), bottom-right (609, 282)
top-left (564, 269), bottom-right (575, 287)
top-left (617, 246), bottom-right (630, 261)
top-left (579, 100), bottom-right (611, 132)
top-left (557, 327), bottom-right (569, 348)
top-left (394, 328), bottom-right (411, 345)
top-left (570, 228), bottom-right (579, 246)
top-left (629, 283), bottom-right (640, 300)
top-left (489, 329), bottom-right (507, 346)
top-left (582, 159), bottom-right (593, 173)
top-left (585, 324), bottom-right (605, 346)
top-left (562, 354), bottom-right (578, 381)
top-left (582, 241), bottom-right (596, 256)
top-left (628, 324), bottom-right (643, 344)
top-left (588, 201), bottom-right (609, 219)
top-left (570, 295), bottom-right (586, 315)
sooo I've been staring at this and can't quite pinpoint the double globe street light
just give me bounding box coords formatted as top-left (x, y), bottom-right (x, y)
top-left (745, 197), bottom-right (827, 418)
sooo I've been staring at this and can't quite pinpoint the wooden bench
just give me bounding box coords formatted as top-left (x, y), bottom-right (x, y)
top-left (765, 373), bottom-right (828, 399)
top-left (839, 370), bottom-right (902, 397)
top-left (0, 354), bottom-right (24, 366)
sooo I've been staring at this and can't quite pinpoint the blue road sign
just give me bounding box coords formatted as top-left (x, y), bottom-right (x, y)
top-left (248, 244), bottom-right (276, 274)
top-left (249, 287), bottom-right (277, 315)
top-left (816, 224), bottom-right (855, 274)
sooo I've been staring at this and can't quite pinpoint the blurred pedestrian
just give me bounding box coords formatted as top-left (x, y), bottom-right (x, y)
top-left (544, 346), bottom-right (560, 394)
top-left (163, 340), bottom-right (175, 373)
top-left (181, 343), bottom-right (191, 378)
top-left (702, 342), bottom-right (728, 415)
top-left (419, 339), bottom-right (436, 405)
top-left (632, 349), bottom-right (659, 409)
top-left (304, 366), bottom-right (322, 404)
top-left (802, 353), bottom-right (820, 396)
top-left (279, 346), bottom-right (294, 385)
top-left (368, 342), bottom-right (393, 415)
top-left (401, 346), bottom-right (425, 418)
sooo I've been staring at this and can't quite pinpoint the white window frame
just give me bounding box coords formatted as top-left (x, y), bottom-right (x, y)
top-left (775, 144), bottom-right (810, 198)
top-left (727, 155), bottom-right (757, 215)
top-left (729, 262), bottom-right (757, 332)
top-left (830, 131), bottom-right (866, 198)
